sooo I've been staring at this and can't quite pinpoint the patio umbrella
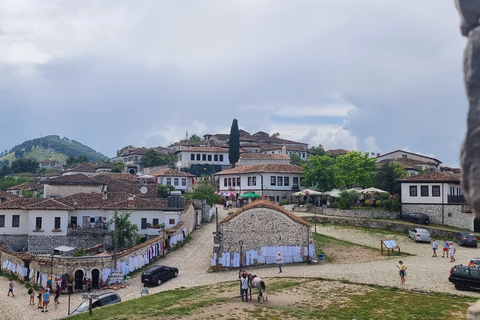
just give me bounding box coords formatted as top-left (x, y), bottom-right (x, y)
top-left (239, 192), bottom-right (262, 198)
top-left (222, 192), bottom-right (236, 197)
top-left (292, 189), bottom-right (323, 196)
top-left (324, 189), bottom-right (342, 198)
top-left (360, 187), bottom-right (388, 194)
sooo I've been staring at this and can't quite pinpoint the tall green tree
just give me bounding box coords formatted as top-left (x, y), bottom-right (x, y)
top-left (185, 177), bottom-right (221, 206)
top-left (10, 158), bottom-right (38, 173)
top-left (309, 144), bottom-right (325, 156)
top-left (375, 162), bottom-right (406, 195)
top-left (301, 155), bottom-right (336, 192)
top-left (228, 119), bottom-right (240, 168)
top-left (290, 153), bottom-right (306, 166)
top-left (142, 149), bottom-right (172, 167)
top-left (334, 151), bottom-right (377, 189)
top-left (110, 162), bottom-right (124, 173)
top-left (157, 184), bottom-right (176, 198)
top-left (110, 211), bottom-right (139, 250)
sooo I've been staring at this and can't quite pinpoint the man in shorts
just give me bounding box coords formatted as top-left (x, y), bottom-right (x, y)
top-left (432, 239), bottom-right (438, 257)
top-left (442, 239), bottom-right (449, 258)
top-left (42, 289), bottom-right (50, 312)
top-left (7, 279), bottom-right (14, 297)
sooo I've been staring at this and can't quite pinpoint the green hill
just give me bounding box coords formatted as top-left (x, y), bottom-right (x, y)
top-left (0, 135), bottom-right (107, 165)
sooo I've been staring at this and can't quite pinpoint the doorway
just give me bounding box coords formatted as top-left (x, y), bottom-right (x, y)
top-left (74, 270), bottom-right (84, 290)
top-left (92, 269), bottom-right (100, 288)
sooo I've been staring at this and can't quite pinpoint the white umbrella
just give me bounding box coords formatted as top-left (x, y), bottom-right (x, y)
top-left (360, 187), bottom-right (388, 194)
top-left (292, 189), bottom-right (323, 196)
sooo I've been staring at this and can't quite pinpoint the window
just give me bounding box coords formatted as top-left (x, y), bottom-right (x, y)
top-left (248, 177), bottom-right (252, 186)
top-left (302, 152), bottom-right (305, 158)
top-left (169, 219), bottom-right (175, 225)
top-left (228, 178), bottom-right (232, 186)
top-left (232, 178), bottom-right (236, 186)
top-left (166, 178), bottom-right (171, 185)
top-left (174, 178), bottom-right (179, 186)
top-left (409, 186), bottom-right (417, 197)
top-left (402, 154), bottom-right (407, 158)
top-left (293, 177), bottom-right (299, 186)
top-left (214, 154), bottom-right (218, 161)
top-left (36, 217), bottom-right (42, 229)
top-left (12, 215), bottom-right (19, 228)
top-left (421, 186), bottom-right (429, 197)
top-left (54, 217), bottom-right (61, 229)
top-left (277, 176), bottom-right (283, 186)
top-left (71, 216), bottom-right (77, 227)
top-left (208, 155), bottom-right (212, 161)
top-left (141, 218), bottom-right (147, 230)
top-left (252, 177), bottom-right (256, 186)
top-left (0, 215), bottom-right (4, 228)
top-left (271, 176), bottom-right (276, 186)
top-left (202, 154), bottom-right (206, 161)
top-left (219, 155), bottom-right (224, 161)
top-left (190, 154), bottom-right (195, 161)
top-left (153, 218), bottom-right (159, 226)
top-left (284, 177), bottom-right (290, 186)
top-left (224, 178), bottom-right (227, 187)
top-left (237, 178), bottom-right (240, 186)
top-left (182, 178), bottom-right (186, 186)
top-left (300, 177), bottom-right (304, 185)
top-left (432, 185), bottom-right (440, 197)
top-left (196, 154), bottom-right (201, 161)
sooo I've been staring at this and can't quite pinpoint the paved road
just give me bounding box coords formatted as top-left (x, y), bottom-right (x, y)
top-left (2, 207), bottom-right (480, 319)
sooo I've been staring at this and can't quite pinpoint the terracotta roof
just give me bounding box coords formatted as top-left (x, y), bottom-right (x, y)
top-left (174, 147), bottom-right (228, 153)
top-left (41, 170), bottom-right (63, 178)
top-left (376, 158), bottom-right (423, 171)
top-left (5, 182), bottom-right (43, 191)
top-left (90, 173), bottom-right (139, 181)
top-left (377, 150), bottom-right (441, 164)
top-left (440, 166), bottom-right (462, 174)
top-left (0, 190), bottom-right (19, 201)
top-left (0, 198), bottom-right (42, 209)
top-left (26, 198), bottom-right (75, 210)
top-left (240, 153), bottom-right (290, 160)
top-left (396, 171), bottom-right (460, 183)
top-left (44, 174), bottom-right (103, 185)
top-left (65, 163), bottom-right (98, 173)
top-left (102, 196), bottom-right (170, 210)
top-left (215, 164), bottom-right (303, 175)
top-left (121, 147), bottom-right (151, 156)
top-left (260, 145), bottom-right (307, 152)
top-left (219, 199), bottom-right (311, 227)
top-left (325, 149), bottom-right (350, 155)
top-left (149, 168), bottom-right (195, 177)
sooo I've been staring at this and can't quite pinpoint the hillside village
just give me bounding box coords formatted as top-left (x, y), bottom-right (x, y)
top-left (0, 128), bottom-right (471, 295)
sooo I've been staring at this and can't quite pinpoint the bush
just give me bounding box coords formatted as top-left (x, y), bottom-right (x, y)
top-left (379, 193), bottom-right (391, 201)
top-left (383, 199), bottom-right (392, 210)
top-left (391, 201), bottom-right (401, 212)
top-left (375, 200), bottom-right (382, 207)
top-left (365, 199), bottom-right (374, 207)
top-left (337, 197), bottom-right (351, 210)
top-left (279, 200), bottom-right (289, 206)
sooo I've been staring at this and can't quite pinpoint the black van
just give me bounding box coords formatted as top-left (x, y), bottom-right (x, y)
top-left (399, 212), bottom-right (430, 225)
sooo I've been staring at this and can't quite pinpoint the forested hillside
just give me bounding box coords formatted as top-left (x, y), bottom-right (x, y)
top-left (1, 135), bottom-right (107, 163)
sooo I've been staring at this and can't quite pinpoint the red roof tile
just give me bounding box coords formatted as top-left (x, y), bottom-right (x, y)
top-left (149, 168), bottom-right (195, 177)
top-left (240, 153), bottom-right (290, 160)
top-left (396, 171), bottom-right (460, 183)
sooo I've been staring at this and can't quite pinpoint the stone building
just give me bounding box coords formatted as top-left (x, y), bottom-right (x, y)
top-left (212, 200), bottom-right (314, 269)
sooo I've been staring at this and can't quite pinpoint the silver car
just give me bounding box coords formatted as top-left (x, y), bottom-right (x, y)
top-left (409, 228), bottom-right (431, 243)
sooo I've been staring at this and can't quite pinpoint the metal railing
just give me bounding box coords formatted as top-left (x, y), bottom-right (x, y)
top-left (448, 195), bottom-right (466, 204)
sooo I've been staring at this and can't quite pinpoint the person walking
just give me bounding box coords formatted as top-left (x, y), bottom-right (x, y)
top-left (432, 239), bottom-right (438, 257)
top-left (442, 239), bottom-right (449, 258)
top-left (54, 286), bottom-right (60, 308)
top-left (276, 252), bottom-right (283, 273)
top-left (7, 278), bottom-right (14, 297)
top-left (42, 288), bottom-right (50, 312)
top-left (449, 242), bottom-right (456, 262)
top-left (28, 285), bottom-right (35, 305)
top-left (37, 287), bottom-right (43, 309)
top-left (141, 283), bottom-right (149, 296)
top-left (397, 261), bottom-right (407, 285)
top-left (241, 273), bottom-right (249, 302)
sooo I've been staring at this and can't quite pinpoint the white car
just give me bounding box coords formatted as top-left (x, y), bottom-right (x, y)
top-left (408, 228), bottom-right (431, 243)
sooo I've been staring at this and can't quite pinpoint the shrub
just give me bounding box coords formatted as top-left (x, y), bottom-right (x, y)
top-left (383, 199), bottom-right (392, 210)
top-left (337, 197), bottom-right (351, 210)
top-left (365, 199), bottom-right (374, 207)
top-left (391, 201), bottom-right (401, 212)
top-left (375, 200), bottom-right (382, 207)
top-left (279, 200), bottom-right (289, 206)
top-left (379, 193), bottom-right (391, 201)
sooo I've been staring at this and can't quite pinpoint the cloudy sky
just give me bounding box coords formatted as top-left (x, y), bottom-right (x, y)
top-left (0, 1), bottom-right (468, 166)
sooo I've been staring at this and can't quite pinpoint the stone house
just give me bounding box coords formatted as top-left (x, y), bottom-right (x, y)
top-left (213, 200), bottom-right (314, 269)
top-left (5, 182), bottom-right (43, 197)
top-left (63, 163), bottom-right (99, 176)
top-left (396, 172), bottom-right (473, 230)
top-left (38, 160), bottom-right (63, 171)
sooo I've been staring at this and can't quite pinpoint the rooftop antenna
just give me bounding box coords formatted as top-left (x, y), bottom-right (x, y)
top-left (186, 130), bottom-right (188, 140)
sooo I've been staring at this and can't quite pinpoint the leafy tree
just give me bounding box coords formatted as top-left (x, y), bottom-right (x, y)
top-left (309, 144), bottom-right (325, 156)
top-left (289, 153), bottom-right (306, 166)
top-left (185, 178), bottom-right (221, 206)
top-left (0, 176), bottom-right (35, 190)
top-left (65, 156), bottom-right (89, 168)
top-left (228, 119), bottom-right (240, 168)
top-left (157, 184), bottom-right (176, 198)
top-left (117, 145), bottom-right (135, 156)
top-left (301, 155), bottom-right (336, 192)
top-left (142, 149), bottom-right (172, 167)
top-left (15, 149), bottom-right (24, 158)
top-left (10, 158), bottom-right (38, 173)
top-left (110, 211), bottom-right (139, 250)
top-left (334, 152), bottom-right (377, 188)
top-left (111, 162), bottom-right (124, 173)
top-left (375, 162), bottom-right (406, 195)
top-left (271, 132), bottom-right (280, 138)
top-left (180, 134), bottom-right (202, 143)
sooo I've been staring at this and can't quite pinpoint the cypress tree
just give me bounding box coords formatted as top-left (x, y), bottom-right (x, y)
top-left (228, 119), bottom-right (240, 168)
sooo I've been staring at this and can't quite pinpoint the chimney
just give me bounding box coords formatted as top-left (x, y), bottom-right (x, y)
top-left (103, 192), bottom-right (108, 200)
top-left (377, 153), bottom-right (380, 157)
top-left (128, 196), bottom-right (134, 207)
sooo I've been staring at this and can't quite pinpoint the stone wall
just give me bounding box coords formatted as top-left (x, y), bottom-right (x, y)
top-left (28, 229), bottom-right (111, 254)
top-left (193, 199), bottom-right (213, 222)
top-left (180, 202), bottom-right (197, 235)
top-left (44, 185), bottom-right (101, 198)
top-left (28, 235), bottom-right (67, 254)
top-left (323, 208), bottom-right (398, 220)
top-left (402, 204), bottom-right (473, 230)
top-left (0, 234), bottom-right (28, 251)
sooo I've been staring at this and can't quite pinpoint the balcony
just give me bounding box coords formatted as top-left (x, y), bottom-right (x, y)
top-left (448, 195), bottom-right (466, 204)
top-left (291, 186), bottom-right (300, 190)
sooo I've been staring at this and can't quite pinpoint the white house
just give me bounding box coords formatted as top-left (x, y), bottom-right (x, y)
top-left (396, 172), bottom-right (473, 230)
top-left (260, 145), bottom-right (309, 161)
top-left (175, 147), bottom-right (230, 170)
top-left (377, 150), bottom-right (442, 172)
top-left (149, 168), bottom-right (195, 193)
top-left (215, 164), bottom-right (304, 203)
top-left (38, 160), bottom-right (63, 171)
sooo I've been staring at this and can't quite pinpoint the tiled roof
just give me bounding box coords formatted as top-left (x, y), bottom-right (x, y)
top-left (216, 164), bottom-right (303, 175)
top-left (396, 171), bottom-right (460, 183)
top-left (65, 163), bottom-right (98, 173)
top-left (260, 145), bottom-right (307, 152)
top-left (121, 147), bottom-right (151, 156)
top-left (44, 174), bottom-right (103, 185)
top-left (102, 197), bottom-right (170, 210)
top-left (5, 182), bottom-right (43, 191)
top-left (376, 158), bottom-right (423, 170)
top-left (240, 153), bottom-right (290, 160)
top-left (149, 168), bottom-right (195, 177)
top-left (0, 198), bottom-right (42, 209)
top-left (175, 147), bottom-right (228, 153)
top-left (0, 190), bottom-right (19, 201)
top-left (260, 136), bottom-right (308, 145)
top-left (377, 150), bottom-right (441, 164)
top-left (440, 166), bottom-right (462, 174)
top-left (90, 173), bottom-right (139, 181)
top-left (219, 199), bottom-right (311, 227)
top-left (26, 198), bottom-right (75, 210)
top-left (41, 170), bottom-right (63, 178)
top-left (325, 149), bottom-right (350, 155)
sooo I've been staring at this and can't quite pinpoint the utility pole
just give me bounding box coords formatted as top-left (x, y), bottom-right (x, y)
top-left (113, 209), bottom-right (118, 270)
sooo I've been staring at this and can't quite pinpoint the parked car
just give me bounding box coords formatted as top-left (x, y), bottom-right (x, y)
top-left (408, 228), bottom-right (431, 243)
top-left (399, 213), bottom-right (430, 225)
top-left (454, 232), bottom-right (478, 247)
top-left (469, 258), bottom-right (480, 267)
top-left (71, 292), bottom-right (121, 315)
top-left (449, 265), bottom-right (480, 290)
top-left (141, 265), bottom-right (179, 286)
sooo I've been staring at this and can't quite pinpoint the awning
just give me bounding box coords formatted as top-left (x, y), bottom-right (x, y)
top-left (54, 246), bottom-right (76, 252)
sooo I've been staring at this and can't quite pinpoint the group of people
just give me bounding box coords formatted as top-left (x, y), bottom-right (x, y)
top-left (24, 284), bottom-right (61, 312)
top-left (432, 239), bottom-right (456, 262)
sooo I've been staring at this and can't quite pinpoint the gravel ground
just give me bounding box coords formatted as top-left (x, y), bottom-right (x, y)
top-left (0, 208), bottom-right (479, 319)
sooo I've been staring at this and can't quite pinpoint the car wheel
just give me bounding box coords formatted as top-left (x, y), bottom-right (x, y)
top-left (174, 271), bottom-right (178, 277)
top-left (157, 279), bottom-right (162, 286)
top-left (455, 281), bottom-right (466, 291)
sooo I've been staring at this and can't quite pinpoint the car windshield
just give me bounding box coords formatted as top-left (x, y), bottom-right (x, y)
top-left (75, 300), bottom-right (93, 313)
top-left (464, 234), bottom-right (475, 238)
top-left (417, 230), bottom-right (429, 234)
top-left (143, 269), bottom-right (158, 276)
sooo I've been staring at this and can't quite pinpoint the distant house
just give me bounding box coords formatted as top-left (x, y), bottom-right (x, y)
top-left (0, 190), bottom-right (18, 203)
top-left (324, 149), bottom-right (350, 156)
top-left (63, 163), bottom-right (98, 176)
top-left (260, 145), bottom-right (309, 161)
top-left (377, 150), bottom-right (442, 172)
top-left (38, 160), bottom-right (63, 171)
top-left (149, 168), bottom-right (195, 193)
top-left (120, 147), bottom-right (169, 175)
top-left (396, 172), bottom-right (473, 230)
top-left (6, 182), bottom-right (43, 197)
top-left (215, 164), bottom-right (304, 203)
top-left (237, 153), bottom-right (291, 166)
top-left (43, 174), bottom-right (105, 198)
top-left (174, 146), bottom-right (230, 173)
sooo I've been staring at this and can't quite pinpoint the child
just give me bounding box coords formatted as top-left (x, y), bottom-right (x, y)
top-left (7, 278), bottom-right (14, 297)
top-left (28, 285), bottom-right (35, 305)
